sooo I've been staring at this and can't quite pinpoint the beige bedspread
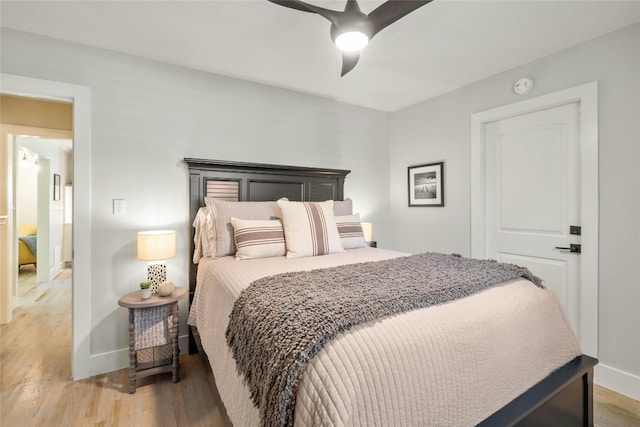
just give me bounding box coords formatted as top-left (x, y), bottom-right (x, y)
top-left (188, 247), bottom-right (580, 427)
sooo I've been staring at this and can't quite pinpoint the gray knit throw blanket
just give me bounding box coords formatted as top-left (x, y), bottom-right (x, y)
top-left (226, 252), bottom-right (542, 427)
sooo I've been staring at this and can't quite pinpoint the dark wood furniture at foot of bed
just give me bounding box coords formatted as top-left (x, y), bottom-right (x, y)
top-left (479, 354), bottom-right (597, 426)
top-left (184, 157), bottom-right (598, 427)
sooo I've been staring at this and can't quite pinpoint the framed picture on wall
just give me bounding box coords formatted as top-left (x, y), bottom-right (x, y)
top-left (53, 174), bottom-right (61, 201)
top-left (408, 162), bottom-right (444, 207)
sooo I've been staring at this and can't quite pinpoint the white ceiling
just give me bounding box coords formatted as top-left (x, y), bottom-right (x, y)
top-left (2, 0), bottom-right (639, 111)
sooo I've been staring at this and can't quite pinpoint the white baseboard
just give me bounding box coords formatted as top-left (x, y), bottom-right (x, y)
top-left (89, 347), bottom-right (129, 376)
top-left (179, 335), bottom-right (189, 356)
top-left (88, 334), bottom-right (190, 377)
top-left (49, 263), bottom-right (63, 280)
top-left (595, 363), bottom-right (640, 401)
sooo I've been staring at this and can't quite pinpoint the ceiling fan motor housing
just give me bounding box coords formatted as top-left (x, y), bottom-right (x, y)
top-left (329, 12), bottom-right (373, 43)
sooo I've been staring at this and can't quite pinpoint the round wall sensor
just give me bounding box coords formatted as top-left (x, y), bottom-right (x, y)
top-left (513, 78), bottom-right (534, 95)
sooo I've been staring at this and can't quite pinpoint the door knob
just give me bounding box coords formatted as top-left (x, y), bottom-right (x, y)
top-left (555, 244), bottom-right (581, 254)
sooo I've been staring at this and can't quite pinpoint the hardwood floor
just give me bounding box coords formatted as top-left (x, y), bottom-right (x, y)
top-left (1, 269), bottom-right (638, 426)
top-left (2, 268), bottom-right (228, 427)
top-left (595, 385), bottom-right (640, 427)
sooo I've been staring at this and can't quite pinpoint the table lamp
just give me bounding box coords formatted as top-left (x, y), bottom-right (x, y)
top-left (361, 222), bottom-right (373, 244)
top-left (137, 230), bottom-right (176, 293)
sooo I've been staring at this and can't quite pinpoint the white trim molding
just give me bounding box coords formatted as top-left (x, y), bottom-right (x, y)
top-left (1, 73), bottom-right (92, 380)
top-left (470, 82), bottom-right (599, 359)
top-left (596, 364), bottom-right (640, 401)
top-left (90, 335), bottom-right (190, 377)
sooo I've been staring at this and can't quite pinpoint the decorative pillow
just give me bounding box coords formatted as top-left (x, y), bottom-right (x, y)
top-left (333, 198), bottom-right (353, 216)
top-left (205, 199), bottom-right (282, 257)
top-left (192, 207), bottom-right (216, 263)
top-left (18, 224), bottom-right (37, 236)
top-left (230, 217), bottom-right (286, 260)
top-left (277, 199), bottom-right (344, 258)
top-left (335, 214), bottom-right (367, 249)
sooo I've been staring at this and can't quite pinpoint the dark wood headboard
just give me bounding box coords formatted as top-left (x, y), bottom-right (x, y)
top-left (184, 157), bottom-right (350, 305)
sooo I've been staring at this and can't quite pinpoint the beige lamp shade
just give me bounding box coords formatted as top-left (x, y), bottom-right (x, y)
top-left (361, 222), bottom-right (373, 243)
top-left (137, 230), bottom-right (176, 261)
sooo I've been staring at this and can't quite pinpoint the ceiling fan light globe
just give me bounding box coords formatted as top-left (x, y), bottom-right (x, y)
top-left (335, 31), bottom-right (369, 52)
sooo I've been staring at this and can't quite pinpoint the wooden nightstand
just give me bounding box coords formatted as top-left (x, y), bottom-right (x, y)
top-left (118, 287), bottom-right (187, 393)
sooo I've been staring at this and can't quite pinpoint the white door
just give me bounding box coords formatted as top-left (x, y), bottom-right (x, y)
top-left (472, 83), bottom-right (598, 358)
top-left (1, 130), bottom-right (15, 324)
top-left (484, 102), bottom-right (581, 336)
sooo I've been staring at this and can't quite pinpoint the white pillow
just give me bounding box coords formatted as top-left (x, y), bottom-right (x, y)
top-left (192, 207), bottom-right (216, 263)
top-left (335, 214), bottom-right (367, 249)
top-left (333, 198), bottom-right (353, 216)
top-left (277, 199), bottom-right (344, 258)
top-left (230, 217), bottom-right (286, 260)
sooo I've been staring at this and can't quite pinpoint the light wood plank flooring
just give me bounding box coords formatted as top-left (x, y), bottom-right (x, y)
top-left (595, 385), bottom-right (640, 427)
top-left (2, 268), bottom-right (229, 427)
top-left (2, 269), bottom-right (638, 426)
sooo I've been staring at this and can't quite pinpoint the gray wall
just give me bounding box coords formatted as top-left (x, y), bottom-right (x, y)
top-left (389, 24), bottom-right (640, 392)
top-left (2, 23), bottom-right (638, 397)
top-left (1, 28), bottom-right (391, 362)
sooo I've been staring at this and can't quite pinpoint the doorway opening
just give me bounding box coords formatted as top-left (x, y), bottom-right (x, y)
top-left (2, 94), bottom-right (74, 381)
top-left (1, 74), bottom-right (91, 380)
top-left (16, 135), bottom-right (73, 307)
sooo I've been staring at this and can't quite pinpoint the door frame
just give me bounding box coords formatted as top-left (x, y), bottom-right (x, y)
top-left (470, 82), bottom-right (598, 358)
top-left (1, 73), bottom-right (92, 380)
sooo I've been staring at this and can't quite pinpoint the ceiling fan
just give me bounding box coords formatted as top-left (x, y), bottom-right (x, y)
top-left (267, 0), bottom-right (433, 76)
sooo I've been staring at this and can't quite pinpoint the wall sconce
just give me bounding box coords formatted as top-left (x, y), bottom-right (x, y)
top-left (137, 230), bottom-right (176, 293)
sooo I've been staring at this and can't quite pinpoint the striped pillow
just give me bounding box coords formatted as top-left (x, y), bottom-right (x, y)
top-left (230, 217), bottom-right (286, 260)
top-left (277, 199), bottom-right (344, 258)
top-left (205, 199), bottom-right (282, 257)
top-left (335, 214), bottom-right (367, 249)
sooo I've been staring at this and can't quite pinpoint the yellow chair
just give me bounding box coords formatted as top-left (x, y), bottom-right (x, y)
top-left (18, 224), bottom-right (37, 267)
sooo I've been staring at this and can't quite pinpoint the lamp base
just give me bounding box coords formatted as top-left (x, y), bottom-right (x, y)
top-left (147, 262), bottom-right (166, 293)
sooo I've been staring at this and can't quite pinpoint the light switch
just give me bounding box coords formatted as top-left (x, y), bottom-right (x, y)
top-left (113, 199), bottom-right (125, 216)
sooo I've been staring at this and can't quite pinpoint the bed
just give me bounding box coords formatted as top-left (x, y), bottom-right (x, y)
top-left (185, 158), bottom-right (597, 427)
top-left (18, 224), bottom-right (37, 267)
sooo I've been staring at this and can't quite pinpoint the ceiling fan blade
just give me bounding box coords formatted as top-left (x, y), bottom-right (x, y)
top-left (341, 51), bottom-right (360, 76)
top-left (368, 0), bottom-right (433, 37)
top-left (266, 0), bottom-right (316, 13)
top-left (267, 0), bottom-right (342, 25)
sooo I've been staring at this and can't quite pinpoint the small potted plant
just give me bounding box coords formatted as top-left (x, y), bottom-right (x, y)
top-left (139, 281), bottom-right (152, 299)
